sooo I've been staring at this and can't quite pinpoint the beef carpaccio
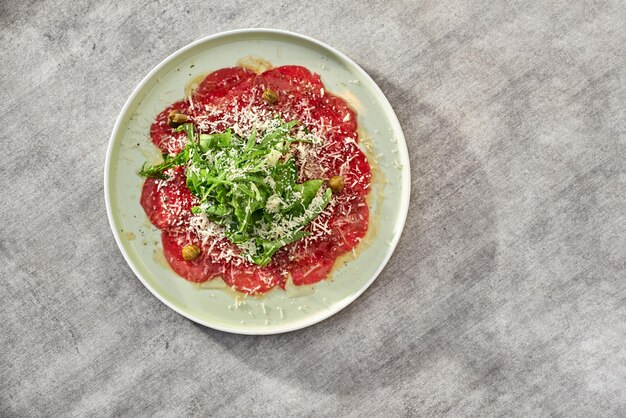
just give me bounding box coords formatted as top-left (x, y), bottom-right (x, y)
top-left (141, 65), bottom-right (371, 294)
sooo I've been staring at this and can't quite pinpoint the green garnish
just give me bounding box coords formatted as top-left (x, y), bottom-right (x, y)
top-left (140, 119), bottom-right (331, 266)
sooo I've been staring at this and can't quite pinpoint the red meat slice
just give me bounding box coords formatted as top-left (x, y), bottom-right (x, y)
top-left (192, 67), bottom-right (257, 105)
top-left (331, 196), bottom-right (370, 252)
top-left (223, 264), bottom-right (284, 294)
top-left (261, 65), bottom-right (324, 93)
top-left (140, 167), bottom-right (196, 231)
top-left (161, 230), bottom-right (224, 283)
top-left (150, 101), bottom-right (190, 154)
top-left (291, 260), bottom-right (336, 286)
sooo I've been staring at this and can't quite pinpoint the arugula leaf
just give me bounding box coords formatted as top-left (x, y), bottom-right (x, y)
top-left (199, 130), bottom-right (232, 151)
top-left (139, 148), bottom-right (189, 179)
top-left (251, 230), bottom-right (309, 266)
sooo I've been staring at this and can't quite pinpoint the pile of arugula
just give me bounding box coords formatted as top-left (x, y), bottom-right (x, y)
top-left (140, 119), bottom-right (331, 266)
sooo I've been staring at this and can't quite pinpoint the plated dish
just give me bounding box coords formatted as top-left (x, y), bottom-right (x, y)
top-left (105, 29), bottom-right (409, 334)
top-left (140, 65), bottom-right (371, 294)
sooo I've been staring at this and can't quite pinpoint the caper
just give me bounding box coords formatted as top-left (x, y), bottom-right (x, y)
top-left (262, 89), bottom-right (279, 105)
top-left (181, 244), bottom-right (201, 261)
top-left (167, 110), bottom-right (190, 127)
top-left (328, 175), bottom-right (345, 192)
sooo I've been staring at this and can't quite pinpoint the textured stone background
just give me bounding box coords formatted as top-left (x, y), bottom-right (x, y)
top-left (1, 0), bottom-right (625, 416)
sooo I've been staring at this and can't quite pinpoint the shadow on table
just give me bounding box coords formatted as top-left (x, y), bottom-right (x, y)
top-left (195, 67), bottom-right (500, 396)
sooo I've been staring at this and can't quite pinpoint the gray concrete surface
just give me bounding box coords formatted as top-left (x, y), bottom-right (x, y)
top-left (1, 0), bottom-right (625, 416)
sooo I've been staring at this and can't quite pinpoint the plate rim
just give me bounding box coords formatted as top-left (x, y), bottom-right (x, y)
top-left (104, 28), bottom-right (411, 335)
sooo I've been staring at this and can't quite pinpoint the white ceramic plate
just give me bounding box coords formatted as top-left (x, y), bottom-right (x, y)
top-left (105, 29), bottom-right (410, 334)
